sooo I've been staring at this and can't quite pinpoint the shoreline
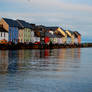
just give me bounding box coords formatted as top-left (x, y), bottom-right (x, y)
top-left (0, 43), bottom-right (92, 50)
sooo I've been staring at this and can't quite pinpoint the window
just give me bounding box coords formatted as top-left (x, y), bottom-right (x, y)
top-left (1, 33), bottom-right (2, 37)
top-left (4, 33), bottom-right (5, 37)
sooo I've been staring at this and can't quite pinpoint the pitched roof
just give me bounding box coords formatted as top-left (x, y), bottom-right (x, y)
top-left (55, 31), bottom-right (65, 37)
top-left (73, 31), bottom-right (81, 37)
top-left (68, 30), bottom-right (74, 35)
top-left (45, 27), bottom-right (58, 31)
top-left (17, 20), bottom-right (32, 29)
top-left (65, 30), bottom-right (74, 37)
top-left (3, 18), bottom-right (21, 28)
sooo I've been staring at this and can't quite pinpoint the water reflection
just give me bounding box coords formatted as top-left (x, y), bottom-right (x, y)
top-left (0, 48), bottom-right (92, 92)
top-left (0, 48), bottom-right (81, 74)
top-left (0, 50), bottom-right (8, 74)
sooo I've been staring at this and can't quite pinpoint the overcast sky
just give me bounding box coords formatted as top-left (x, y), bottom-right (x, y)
top-left (0, 0), bottom-right (92, 39)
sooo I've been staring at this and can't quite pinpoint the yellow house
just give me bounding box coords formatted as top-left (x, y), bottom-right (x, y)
top-left (45, 27), bottom-right (67, 44)
top-left (56, 27), bottom-right (67, 44)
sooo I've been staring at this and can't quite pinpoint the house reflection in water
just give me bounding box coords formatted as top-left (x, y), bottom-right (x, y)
top-left (55, 48), bottom-right (81, 72)
top-left (0, 48), bottom-right (81, 74)
top-left (8, 51), bottom-right (19, 73)
top-left (0, 50), bottom-right (8, 74)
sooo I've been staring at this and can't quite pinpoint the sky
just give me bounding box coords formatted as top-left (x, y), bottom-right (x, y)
top-left (0, 0), bottom-right (92, 42)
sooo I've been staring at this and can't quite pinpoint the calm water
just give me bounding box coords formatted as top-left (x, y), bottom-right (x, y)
top-left (0, 48), bottom-right (92, 92)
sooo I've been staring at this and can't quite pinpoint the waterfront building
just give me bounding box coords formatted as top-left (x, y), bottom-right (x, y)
top-left (55, 32), bottom-right (64, 44)
top-left (0, 18), bottom-right (20, 43)
top-left (0, 25), bottom-right (8, 44)
top-left (34, 25), bottom-right (45, 44)
top-left (30, 24), bottom-right (36, 43)
top-left (34, 30), bottom-right (41, 43)
top-left (45, 27), bottom-right (67, 44)
top-left (66, 30), bottom-right (75, 44)
top-left (17, 20), bottom-right (32, 44)
top-left (73, 31), bottom-right (81, 44)
top-left (45, 31), bottom-right (54, 44)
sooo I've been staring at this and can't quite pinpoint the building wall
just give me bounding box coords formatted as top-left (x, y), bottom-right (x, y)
top-left (0, 19), bottom-right (9, 31)
top-left (34, 37), bottom-right (40, 42)
top-left (78, 36), bottom-right (81, 44)
top-left (50, 38), bottom-right (54, 43)
top-left (0, 32), bottom-right (8, 41)
top-left (56, 28), bottom-right (67, 44)
top-left (62, 36), bottom-right (67, 44)
top-left (66, 30), bottom-right (75, 44)
top-left (57, 38), bottom-right (62, 44)
top-left (53, 38), bottom-right (58, 44)
top-left (9, 27), bottom-right (19, 43)
top-left (50, 38), bottom-right (58, 44)
top-left (66, 37), bottom-right (71, 44)
top-left (30, 31), bottom-right (35, 43)
top-left (18, 29), bottom-right (24, 43)
top-left (23, 28), bottom-right (31, 43)
top-left (71, 35), bottom-right (75, 44)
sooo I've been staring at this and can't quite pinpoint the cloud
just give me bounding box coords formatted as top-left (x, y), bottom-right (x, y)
top-left (1, 0), bottom-right (92, 12)
top-left (0, 0), bottom-right (92, 37)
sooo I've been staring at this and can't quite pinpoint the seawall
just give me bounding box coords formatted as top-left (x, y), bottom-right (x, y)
top-left (0, 43), bottom-right (92, 50)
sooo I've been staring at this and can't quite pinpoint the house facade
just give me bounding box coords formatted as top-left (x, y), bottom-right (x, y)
top-left (66, 30), bottom-right (75, 44)
top-left (73, 31), bottom-right (81, 44)
top-left (0, 18), bottom-right (20, 43)
top-left (17, 20), bottom-right (32, 43)
top-left (45, 27), bottom-right (67, 44)
top-left (0, 25), bottom-right (8, 44)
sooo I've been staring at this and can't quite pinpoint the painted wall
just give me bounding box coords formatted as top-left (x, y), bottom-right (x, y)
top-left (71, 35), bottom-right (75, 44)
top-left (34, 37), bottom-right (40, 42)
top-left (78, 36), bottom-right (81, 44)
top-left (56, 28), bottom-right (67, 44)
top-left (9, 27), bottom-right (19, 43)
top-left (50, 38), bottom-right (58, 44)
top-left (18, 29), bottom-right (24, 43)
top-left (57, 38), bottom-right (62, 44)
top-left (23, 28), bottom-right (31, 43)
top-left (62, 37), bottom-right (67, 44)
top-left (30, 31), bottom-right (35, 43)
top-left (0, 32), bottom-right (8, 41)
top-left (66, 30), bottom-right (75, 44)
top-left (66, 37), bottom-right (71, 44)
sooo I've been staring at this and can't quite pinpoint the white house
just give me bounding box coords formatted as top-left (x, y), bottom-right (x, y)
top-left (30, 31), bottom-right (35, 43)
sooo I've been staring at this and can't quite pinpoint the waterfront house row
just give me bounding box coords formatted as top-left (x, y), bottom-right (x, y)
top-left (0, 18), bottom-right (81, 44)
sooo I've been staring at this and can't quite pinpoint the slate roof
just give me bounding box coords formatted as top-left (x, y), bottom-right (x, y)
top-left (73, 31), bottom-right (81, 37)
top-left (45, 27), bottom-right (58, 31)
top-left (3, 18), bottom-right (21, 28)
top-left (17, 20), bottom-right (32, 29)
top-left (66, 30), bottom-right (74, 37)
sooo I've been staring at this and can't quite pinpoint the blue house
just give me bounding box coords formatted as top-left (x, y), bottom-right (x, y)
top-left (0, 18), bottom-right (21, 43)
